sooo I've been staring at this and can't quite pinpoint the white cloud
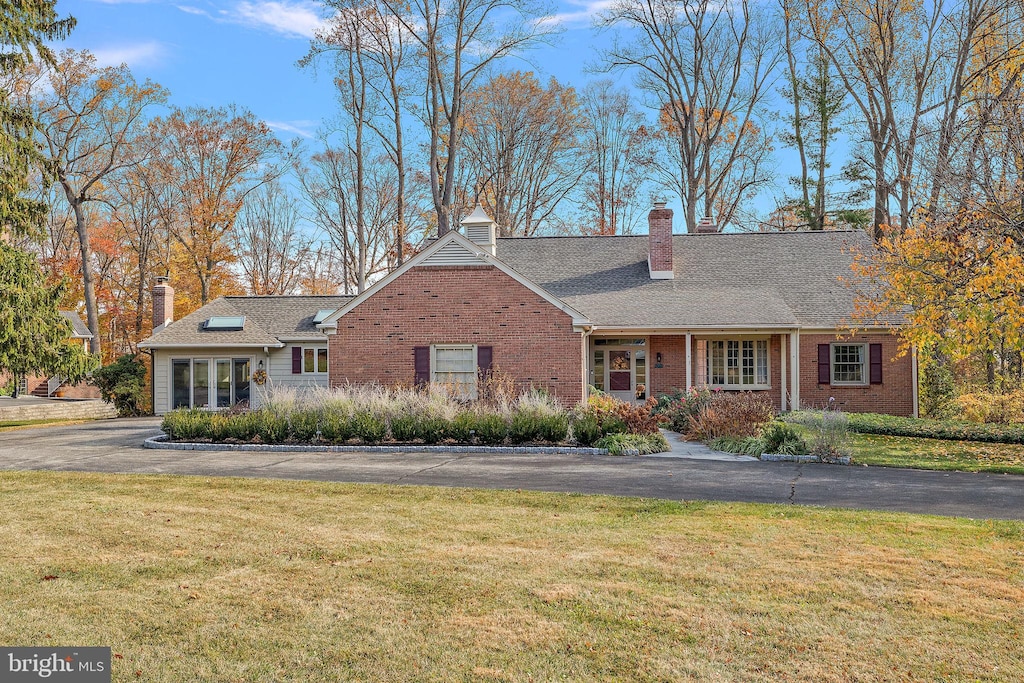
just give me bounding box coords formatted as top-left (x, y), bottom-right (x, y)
top-left (231, 0), bottom-right (326, 38)
top-left (89, 41), bottom-right (166, 68)
top-left (540, 0), bottom-right (615, 27)
top-left (176, 5), bottom-right (212, 16)
top-left (265, 119), bottom-right (317, 138)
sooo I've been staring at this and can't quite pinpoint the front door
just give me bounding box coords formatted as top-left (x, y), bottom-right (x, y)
top-left (591, 342), bottom-right (647, 402)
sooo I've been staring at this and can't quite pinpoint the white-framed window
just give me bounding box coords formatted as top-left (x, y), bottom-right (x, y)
top-left (431, 344), bottom-right (477, 399)
top-left (831, 344), bottom-right (867, 386)
top-left (303, 347), bottom-right (328, 374)
top-left (707, 339), bottom-right (769, 389)
top-left (171, 357), bottom-right (251, 409)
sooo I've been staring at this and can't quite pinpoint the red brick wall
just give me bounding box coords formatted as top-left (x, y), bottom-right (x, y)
top-left (330, 265), bottom-right (585, 406)
top-left (799, 332), bottom-right (914, 416)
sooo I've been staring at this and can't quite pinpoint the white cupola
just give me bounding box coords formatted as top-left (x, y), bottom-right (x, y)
top-left (460, 205), bottom-right (497, 256)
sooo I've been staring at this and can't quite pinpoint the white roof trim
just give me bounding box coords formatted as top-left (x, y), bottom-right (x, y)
top-left (138, 342), bottom-right (286, 349)
top-left (319, 231), bottom-right (591, 328)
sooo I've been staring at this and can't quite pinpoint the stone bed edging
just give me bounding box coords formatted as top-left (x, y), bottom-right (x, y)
top-left (759, 453), bottom-right (852, 465)
top-left (144, 434), bottom-right (610, 456)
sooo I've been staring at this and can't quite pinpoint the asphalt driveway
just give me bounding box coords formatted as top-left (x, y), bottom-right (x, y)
top-left (1, 418), bottom-right (1022, 520)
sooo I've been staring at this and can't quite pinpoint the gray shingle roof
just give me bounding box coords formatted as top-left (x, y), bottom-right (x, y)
top-left (140, 295), bottom-right (352, 348)
top-left (60, 311), bottom-right (92, 338)
top-left (495, 230), bottom-right (895, 329)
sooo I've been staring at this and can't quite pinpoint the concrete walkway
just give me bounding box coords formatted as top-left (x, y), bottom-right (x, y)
top-left (0, 418), bottom-right (1022, 520)
top-left (649, 429), bottom-right (758, 461)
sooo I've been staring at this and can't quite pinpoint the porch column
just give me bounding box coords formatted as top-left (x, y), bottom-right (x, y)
top-left (912, 345), bottom-right (919, 418)
top-left (685, 333), bottom-right (692, 391)
top-left (789, 330), bottom-right (800, 410)
top-left (780, 334), bottom-right (787, 411)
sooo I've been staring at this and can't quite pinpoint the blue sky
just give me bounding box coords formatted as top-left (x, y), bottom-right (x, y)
top-left (59, 0), bottom-right (622, 142)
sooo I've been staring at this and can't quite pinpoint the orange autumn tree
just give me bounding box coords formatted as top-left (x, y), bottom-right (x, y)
top-left (855, 209), bottom-right (1024, 388)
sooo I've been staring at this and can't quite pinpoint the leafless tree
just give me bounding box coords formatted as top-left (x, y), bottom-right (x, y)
top-left (599, 0), bottom-right (783, 232)
top-left (233, 180), bottom-right (312, 295)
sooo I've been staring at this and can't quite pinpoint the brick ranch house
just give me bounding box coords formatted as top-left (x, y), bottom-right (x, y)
top-left (0, 311), bottom-right (100, 399)
top-left (140, 205), bottom-right (917, 417)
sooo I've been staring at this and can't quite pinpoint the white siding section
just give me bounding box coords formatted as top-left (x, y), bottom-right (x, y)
top-left (422, 240), bottom-right (488, 266)
top-left (153, 350), bottom-right (169, 416)
top-left (265, 343), bottom-right (330, 391)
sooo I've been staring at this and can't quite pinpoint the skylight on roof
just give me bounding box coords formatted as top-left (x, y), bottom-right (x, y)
top-left (204, 316), bottom-right (245, 331)
top-left (313, 309), bottom-right (335, 324)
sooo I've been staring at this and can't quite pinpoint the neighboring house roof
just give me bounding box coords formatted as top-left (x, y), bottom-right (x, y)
top-left (139, 295), bottom-right (352, 349)
top-left (60, 311), bottom-right (92, 339)
top-left (495, 230), bottom-right (896, 330)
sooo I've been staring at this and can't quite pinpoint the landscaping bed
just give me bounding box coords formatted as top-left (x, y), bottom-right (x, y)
top-left (161, 384), bottom-right (670, 456)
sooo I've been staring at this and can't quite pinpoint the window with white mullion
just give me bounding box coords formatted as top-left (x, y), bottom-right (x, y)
top-left (432, 345), bottom-right (477, 398)
top-left (831, 344), bottom-right (866, 385)
top-left (706, 338), bottom-right (771, 389)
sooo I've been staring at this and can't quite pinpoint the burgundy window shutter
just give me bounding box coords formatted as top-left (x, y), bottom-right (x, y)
top-left (817, 344), bottom-right (830, 384)
top-left (869, 344), bottom-right (883, 384)
top-left (292, 346), bottom-right (302, 374)
top-left (477, 346), bottom-right (493, 378)
top-left (414, 346), bottom-right (430, 386)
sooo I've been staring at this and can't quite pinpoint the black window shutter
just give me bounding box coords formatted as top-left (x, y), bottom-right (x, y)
top-left (477, 346), bottom-right (493, 378)
top-left (292, 347), bottom-right (302, 374)
top-left (869, 343), bottom-right (883, 384)
top-left (817, 344), bottom-right (830, 384)
top-left (414, 346), bottom-right (430, 386)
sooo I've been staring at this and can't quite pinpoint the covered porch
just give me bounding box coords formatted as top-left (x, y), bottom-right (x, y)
top-left (586, 330), bottom-right (802, 410)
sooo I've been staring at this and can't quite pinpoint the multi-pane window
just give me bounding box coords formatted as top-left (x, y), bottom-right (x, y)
top-left (708, 339), bottom-right (769, 388)
top-left (303, 348), bottom-right (328, 374)
top-left (171, 357), bottom-right (251, 409)
top-left (831, 344), bottom-right (866, 385)
top-left (432, 345), bottom-right (477, 398)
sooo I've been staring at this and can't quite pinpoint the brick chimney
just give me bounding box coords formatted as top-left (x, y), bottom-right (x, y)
top-left (648, 201), bottom-right (674, 279)
top-left (696, 216), bottom-right (718, 234)
top-left (152, 276), bottom-right (174, 332)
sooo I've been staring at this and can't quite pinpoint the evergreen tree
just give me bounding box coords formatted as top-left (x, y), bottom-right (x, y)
top-left (0, 242), bottom-right (97, 396)
top-left (1, 0), bottom-right (75, 238)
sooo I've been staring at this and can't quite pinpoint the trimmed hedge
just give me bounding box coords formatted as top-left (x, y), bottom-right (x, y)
top-left (783, 410), bottom-right (1024, 444)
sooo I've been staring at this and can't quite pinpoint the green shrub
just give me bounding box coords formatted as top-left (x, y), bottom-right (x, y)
top-left (319, 410), bottom-right (353, 443)
top-left (92, 354), bottom-right (148, 416)
top-left (571, 413), bottom-right (602, 446)
top-left (688, 391), bottom-right (774, 441)
top-left (539, 413), bottom-right (569, 443)
top-left (474, 413), bottom-right (509, 445)
top-left (162, 408), bottom-right (212, 441)
top-left (389, 413), bottom-right (423, 442)
top-left (761, 421), bottom-right (809, 455)
top-left (596, 432), bottom-right (670, 456)
top-left (289, 410), bottom-right (322, 442)
top-left (352, 410), bottom-right (386, 444)
top-left (419, 416), bottom-right (449, 444)
top-left (256, 410), bottom-right (289, 443)
top-left (783, 410), bottom-right (1024, 444)
top-left (448, 411), bottom-right (478, 443)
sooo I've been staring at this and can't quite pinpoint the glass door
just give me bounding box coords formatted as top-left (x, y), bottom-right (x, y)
top-left (590, 339), bottom-right (648, 403)
top-left (608, 350), bottom-right (633, 402)
top-left (215, 360), bottom-right (231, 408)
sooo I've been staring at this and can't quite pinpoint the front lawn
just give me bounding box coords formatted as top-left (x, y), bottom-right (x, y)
top-left (845, 431), bottom-right (1024, 474)
top-left (788, 424), bottom-right (1024, 474)
top-left (1, 471), bottom-right (1021, 681)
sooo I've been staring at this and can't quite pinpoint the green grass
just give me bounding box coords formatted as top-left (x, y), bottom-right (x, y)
top-left (1, 471), bottom-right (1022, 681)
top-left (0, 418), bottom-right (95, 432)
top-left (791, 424), bottom-right (1024, 474)
top-left (846, 432), bottom-right (1024, 474)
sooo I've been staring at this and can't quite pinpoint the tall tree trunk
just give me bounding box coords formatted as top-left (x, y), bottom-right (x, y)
top-left (65, 185), bottom-right (101, 356)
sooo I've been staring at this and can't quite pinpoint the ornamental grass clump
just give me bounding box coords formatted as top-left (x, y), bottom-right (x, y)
top-left (687, 391), bottom-right (774, 442)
